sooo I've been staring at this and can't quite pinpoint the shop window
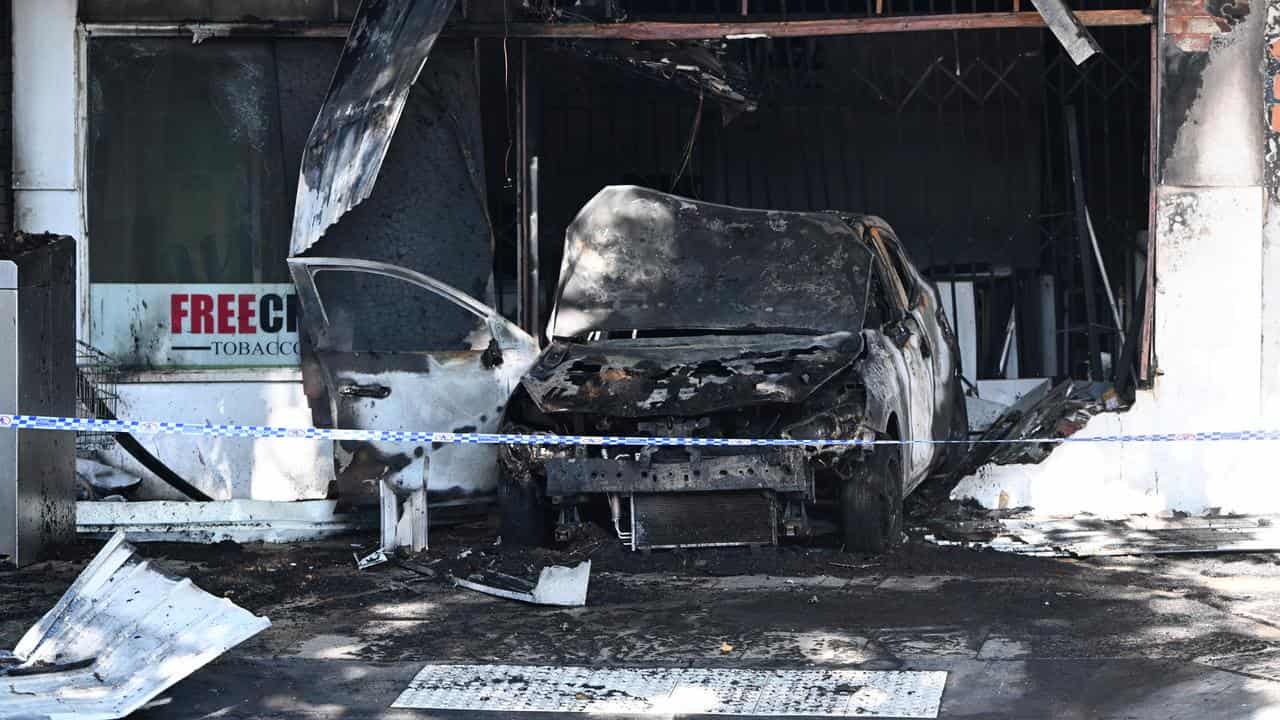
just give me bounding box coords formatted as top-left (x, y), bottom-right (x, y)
top-left (86, 37), bottom-right (342, 368)
top-left (88, 38), bottom-right (341, 285)
top-left (86, 37), bottom-right (495, 370)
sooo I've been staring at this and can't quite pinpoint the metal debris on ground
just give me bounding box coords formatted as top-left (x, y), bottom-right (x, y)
top-left (391, 664), bottom-right (947, 718)
top-left (993, 514), bottom-right (1280, 557)
top-left (959, 379), bottom-right (1121, 471)
top-left (356, 547), bottom-right (390, 570)
top-left (0, 531), bottom-right (269, 720)
top-left (75, 457), bottom-right (141, 500)
top-left (453, 560), bottom-right (591, 606)
top-left (395, 558), bottom-right (441, 579)
top-left (923, 512), bottom-right (1280, 557)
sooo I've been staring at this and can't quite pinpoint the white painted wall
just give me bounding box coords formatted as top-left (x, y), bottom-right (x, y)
top-left (96, 379), bottom-right (334, 500)
top-left (954, 187), bottom-right (1270, 515)
top-left (12, 0), bottom-right (86, 336)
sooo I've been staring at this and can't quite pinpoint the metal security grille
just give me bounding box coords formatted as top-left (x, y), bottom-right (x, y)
top-left (393, 664), bottom-right (948, 717)
top-left (75, 342), bottom-right (120, 454)
top-left (535, 24), bottom-right (1150, 383)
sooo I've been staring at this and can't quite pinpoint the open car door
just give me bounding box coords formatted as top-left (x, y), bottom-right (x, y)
top-left (289, 257), bottom-right (539, 551)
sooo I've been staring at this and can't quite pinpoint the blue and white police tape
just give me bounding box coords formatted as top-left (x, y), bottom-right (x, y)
top-left (2, 413), bottom-right (1280, 447)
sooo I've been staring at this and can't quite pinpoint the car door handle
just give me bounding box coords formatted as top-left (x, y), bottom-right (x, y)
top-left (338, 382), bottom-right (391, 399)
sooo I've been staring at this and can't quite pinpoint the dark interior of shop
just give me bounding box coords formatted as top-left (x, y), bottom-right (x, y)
top-left (477, 4), bottom-right (1152, 386)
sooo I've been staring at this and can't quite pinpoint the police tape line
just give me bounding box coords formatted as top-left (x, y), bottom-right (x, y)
top-left (2, 413), bottom-right (1279, 447)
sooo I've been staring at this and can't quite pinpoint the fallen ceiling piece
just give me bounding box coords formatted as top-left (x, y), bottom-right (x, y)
top-left (392, 664), bottom-right (947, 717)
top-left (553, 40), bottom-right (758, 115)
top-left (0, 531), bottom-right (270, 720)
top-left (453, 560), bottom-right (591, 606)
top-left (1029, 0), bottom-right (1102, 65)
top-left (290, 0), bottom-right (457, 256)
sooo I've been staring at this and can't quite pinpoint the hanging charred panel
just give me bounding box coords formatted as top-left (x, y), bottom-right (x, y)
top-left (290, 0), bottom-right (459, 256)
top-left (303, 43), bottom-right (494, 321)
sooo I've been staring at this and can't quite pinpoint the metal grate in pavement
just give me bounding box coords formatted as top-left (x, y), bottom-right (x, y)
top-left (391, 664), bottom-right (947, 718)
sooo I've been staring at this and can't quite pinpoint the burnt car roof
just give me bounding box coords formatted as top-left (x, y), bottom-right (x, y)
top-left (547, 186), bottom-right (875, 340)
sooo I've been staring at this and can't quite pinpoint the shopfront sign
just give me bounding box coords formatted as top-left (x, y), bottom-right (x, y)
top-left (89, 284), bottom-right (302, 368)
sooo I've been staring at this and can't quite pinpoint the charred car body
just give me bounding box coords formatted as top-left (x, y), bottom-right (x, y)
top-left (288, 185), bottom-right (963, 553)
top-left (499, 186), bottom-right (967, 552)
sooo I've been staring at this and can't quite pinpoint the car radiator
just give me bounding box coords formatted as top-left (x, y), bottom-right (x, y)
top-left (630, 491), bottom-right (776, 550)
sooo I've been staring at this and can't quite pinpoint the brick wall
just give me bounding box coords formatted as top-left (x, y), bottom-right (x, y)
top-left (1165, 0), bottom-right (1242, 52)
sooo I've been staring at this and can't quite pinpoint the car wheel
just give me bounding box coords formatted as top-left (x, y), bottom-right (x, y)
top-left (840, 442), bottom-right (905, 553)
top-left (498, 472), bottom-right (549, 546)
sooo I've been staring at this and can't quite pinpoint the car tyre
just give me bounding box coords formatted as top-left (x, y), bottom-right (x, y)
top-left (840, 442), bottom-right (904, 553)
top-left (498, 474), bottom-right (549, 547)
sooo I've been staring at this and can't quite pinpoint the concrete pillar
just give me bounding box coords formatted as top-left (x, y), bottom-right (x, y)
top-left (12, 0), bottom-right (85, 334)
top-left (0, 1), bottom-right (12, 244)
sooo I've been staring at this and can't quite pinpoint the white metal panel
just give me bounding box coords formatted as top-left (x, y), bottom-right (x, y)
top-left (964, 395), bottom-right (1012, 433)
top-left (935, 281), bottom-right (976, 385)
top-left (76, 499), bottom-right (372, 543)
top-left (89, 283), bottom-right (302, 368)
top-left (95, 380), bottom-right (334, 501)
top-left (392, 664), bottom-right (947, 718)
top-left (1, 532), bottom-right (270, 720)
top-left (974, 379), bottom-right (1051, 407)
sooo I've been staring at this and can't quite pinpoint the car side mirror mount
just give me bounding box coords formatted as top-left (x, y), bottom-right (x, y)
top-left (888, 316), bottom-right (924, 350)
top-left (481, 337), bottom-right (505, 369)
top-left (887, 319), bottom-right (912, 348)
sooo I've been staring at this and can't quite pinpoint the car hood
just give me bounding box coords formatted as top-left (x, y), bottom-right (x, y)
top-left (548, 186), bottom-right (874, 340)
top-left (520, 332), bottom-right (863, 418)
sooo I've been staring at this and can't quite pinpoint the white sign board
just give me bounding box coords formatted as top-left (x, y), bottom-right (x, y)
top-left (89, 283), bottom-right (301, 368)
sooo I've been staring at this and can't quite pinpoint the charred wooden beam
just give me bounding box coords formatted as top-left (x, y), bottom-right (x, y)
top-left (84, 10), bottom-right (1152, 42)
top-left (447, 9), bottom-right (1150, 40)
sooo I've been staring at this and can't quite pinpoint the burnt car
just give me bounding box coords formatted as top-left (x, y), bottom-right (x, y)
top-left (288, 186), bottom-right (964, 553)
top-left (498, 186), bottom-right (967, 552)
